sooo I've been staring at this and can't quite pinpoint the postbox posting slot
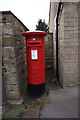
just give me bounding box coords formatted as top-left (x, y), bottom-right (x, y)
top-left (27, 41), bottom-right (41, 47)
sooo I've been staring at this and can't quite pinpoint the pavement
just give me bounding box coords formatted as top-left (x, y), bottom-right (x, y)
top-left (1, 67), bottom-right (79, 119)
top-left (2, 86), bottom-right (79, 119)
top-left (22, 105), bottom-right (40, 119)
top-left (40, 86), bottom-right (79, 118)
top-left (2, 104), bottom-right (22, 119)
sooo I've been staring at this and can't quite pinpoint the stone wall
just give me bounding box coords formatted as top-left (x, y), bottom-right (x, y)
top-left (62, 2), bottom-right (78, 86)
top-left (1, 11), bottom-right (28, 103)
top-left (78, 2), bottom-right (80, 85)
top-left (49, 2), bottom-right (59, 75)
top-left (45, 33), bottom-right (53, 68)
top-left (12, 13), bottom-right (28, 99)
top-left (49, 2), bottom-right (59, 33)
top-left (49, 2), bottom-right (79, 87)
top-left (58, 3), bottom-right (64, 85)
top-left (0, 12), bottom-right (3, 108)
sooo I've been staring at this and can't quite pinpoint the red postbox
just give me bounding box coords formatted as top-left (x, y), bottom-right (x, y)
top-left (22, 31), bottom-right (47, 97)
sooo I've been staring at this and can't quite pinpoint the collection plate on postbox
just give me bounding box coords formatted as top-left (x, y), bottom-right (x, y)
top-left (31, 50), bottom-right (38, 60)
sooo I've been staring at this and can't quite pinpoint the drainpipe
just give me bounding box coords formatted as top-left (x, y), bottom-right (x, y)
top-left (56, 2), bottom-right (62, 80)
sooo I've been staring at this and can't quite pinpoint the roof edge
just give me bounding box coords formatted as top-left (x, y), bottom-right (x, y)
top-left (0, 11), bottom-right (29, 31)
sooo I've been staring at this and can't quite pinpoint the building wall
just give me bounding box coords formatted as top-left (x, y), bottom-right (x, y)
top-left (49, 2), bottom-right (58, 33)
top-left (12, 13), bottom-right (28, 99)
top-left (1, 11), bottom-right (28, 103)
top-left (49, 2), bottom-right (79, 87)
top-left (78, 2), bottom-right (80, 85)
top-left (62, 2), bottom-right (78, 86)
top-left (0, 12), bottom-right (3, 107)
top-left (49, 2), bottom-right (59, 75)
top-left (58, 3), bottom-right (64, 85)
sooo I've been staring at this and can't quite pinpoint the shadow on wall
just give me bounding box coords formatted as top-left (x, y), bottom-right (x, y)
top-left (45, 33), bottom-right (53, 68)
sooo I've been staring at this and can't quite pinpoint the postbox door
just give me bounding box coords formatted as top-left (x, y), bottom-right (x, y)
top-left (27, 44), bottom-right (45, 85)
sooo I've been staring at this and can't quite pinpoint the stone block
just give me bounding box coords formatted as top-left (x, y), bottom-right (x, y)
top-left (64, 47), bottom-right (78, 55)
top-left (64, 13), bottom-right (69, 19)
top-left (3, 73), bottom-right (18, 84)
top-left (69, 13), bottom-right (78, 18)
top-left (2, 36), bottom-right (14, 47)
top-left (63, 73), bottom-right (78, 87)
top-left (69, 54), bottom-right (78, 59)
top-left (63, 63), bottom-right (69, 71)
top-left (5, 84), bottom-right (11, 91)
top-left (6, 91), bottom-right (20, 100)
top-left (2, 14), bottom-right (12, 22)
top-left (69, 33), bottom-right (78, 39)
top-left (68, 41), bottom-right (78, 47)
top-left (68, 22), bottom-right (78, 27)
top-left (0, 24), bottom-right (2, 36)
top-left (64, 22), bottom-right (69, 27)
top-left (64, 3), bottom-right (78, 14)
top-left (64, 26), bottom-right (78, 31)
top-left (5, 84), bottom-right (19, 91)
top-left (68, 62), bottom-right (78, 71)
top-left (2, 23), bottom-right (13, 35)
top-left (6, 65), bottom-right (16, 74)
top-left (2, 66), bottom-right (7, 73)
top-left (64, 42), bottom-right (69, 47)
top-left (3, 58), bottom-right (16, 65)
top-left (3, 47), bottom-right (15, 58)
top-left (0, 12), bottom-right (2, 23)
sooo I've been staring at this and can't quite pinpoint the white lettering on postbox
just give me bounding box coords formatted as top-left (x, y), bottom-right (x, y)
top-left (31, 50), bottom-right (38, 60)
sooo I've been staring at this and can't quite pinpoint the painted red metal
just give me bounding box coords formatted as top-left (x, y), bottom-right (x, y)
top-left (22, 31), bottom-right (47, 85)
